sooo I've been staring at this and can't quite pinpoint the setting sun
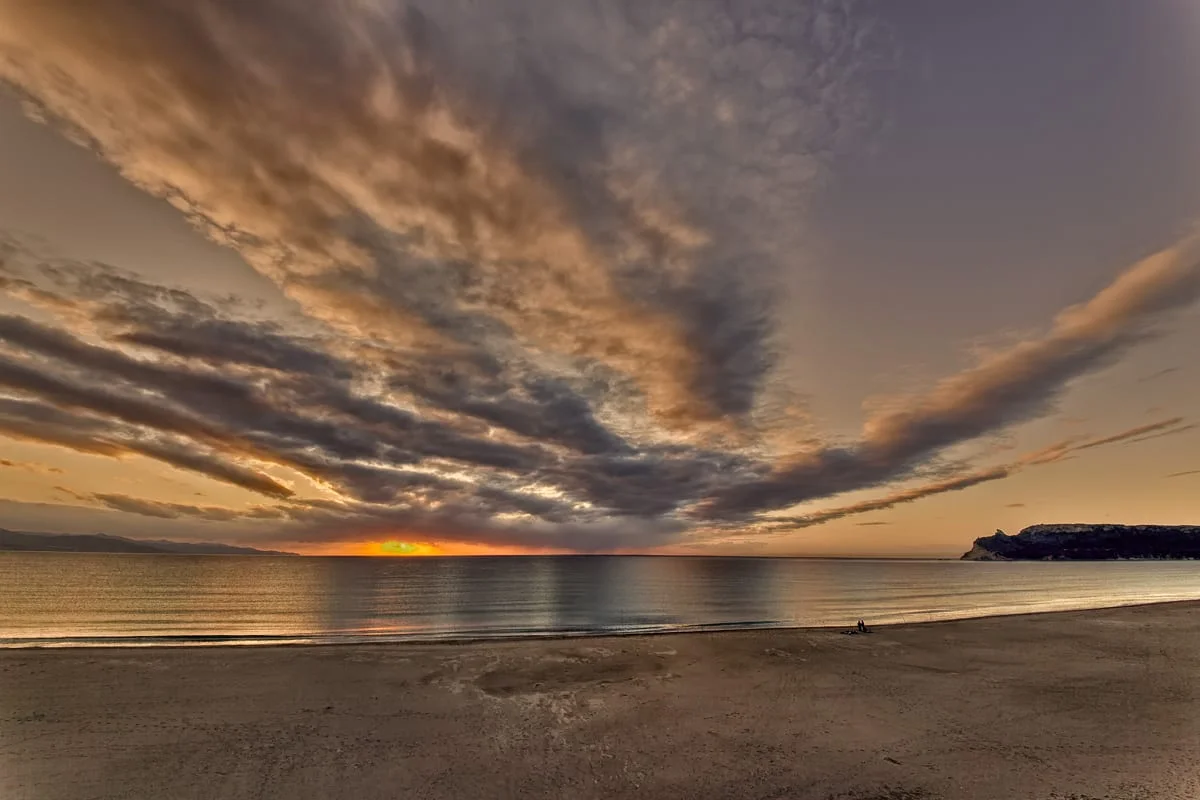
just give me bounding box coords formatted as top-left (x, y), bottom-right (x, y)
top-left (379, 541), bottom-right (440, 556)
top-left (297, 540), bottom-right (560, 557)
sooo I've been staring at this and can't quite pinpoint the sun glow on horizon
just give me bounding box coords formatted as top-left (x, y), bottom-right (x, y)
top-left (293, 540), bottom-right (573, 557)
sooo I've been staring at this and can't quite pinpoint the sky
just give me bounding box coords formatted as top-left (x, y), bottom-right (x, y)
top-left (0, 0), bottom-right (1198, 557)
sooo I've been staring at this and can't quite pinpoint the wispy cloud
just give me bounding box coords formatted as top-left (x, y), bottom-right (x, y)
top-left (1137, 367), bottom-right (1176, 383)
top-left (1121, 423), bottom-right (1197, 447)
top-left (1073, 417), bottom-right (1187, 451)
top-left (741, 415), bottom-right (1193, 533)
top-left (52, 485), bottom-right (88, 502)
top-left (1166, 469), bottom-right (1200, 479)
top-left (1007, 416), bottom-right (1196, 470)
top-left (760, 467), bottom-right (1013, 531)
top-left (1137, 367), bottom-right (1180, 383)
top-left (90, 494), bottom-right (285, 522)
top-left (0, 458), bottom-right (61, 474)
top-left (702, 240), bottom-right (1200, 518)
top-left (0, 3), bottom-right (1197, 550)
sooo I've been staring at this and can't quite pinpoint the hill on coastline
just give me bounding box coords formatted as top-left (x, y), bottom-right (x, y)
top-left (0, 528), bottom-right (294, 556)
top-left (962, 524), bottom-right (1200, 561)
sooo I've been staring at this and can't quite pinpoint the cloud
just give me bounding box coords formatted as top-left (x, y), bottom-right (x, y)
top-left (1011, 417), bottom-right (1193, 469)
top-left (1121, 423), bottom-right (1197, 447)
top-left (1072, 417), bottom-right (1187, 451)
top-left (761, 467), bottom-right (1013, 530)
top-left (0, 458), bottom-right (63, 474)
top-left (737, 415), bottom-right (1196, 533)
top-left (0, 0), bottom-right (885, 431)
top-left (53, 485), bottom-right (88, 502)
top-left (0, 395), bottom-right (294, 498)
top-left (3, 232), bottom-right (1199, 549)
top-left (0, 306), bottom-right (555, 481)
top-left (90, 493), bottom-right (285, 522)
top-left (259, 500), bottom-right (687, 554)
top-left (1138, 366), bottom-right (1181, 383)
top-left (1167, 469), bottom-right (1200, 479)
top-left (1, 3), bottom-right (1197, 551)
top-left (0, 242), bottom-right (759, 531)
top-left (702, 240), bottom-right (1200, 518)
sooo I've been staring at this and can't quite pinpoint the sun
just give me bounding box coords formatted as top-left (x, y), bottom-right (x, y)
top-left (377, 541), bottom-right (441, 556)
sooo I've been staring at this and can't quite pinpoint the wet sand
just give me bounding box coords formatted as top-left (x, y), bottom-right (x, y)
top-left (2, 602), bottom-right (1199, 800)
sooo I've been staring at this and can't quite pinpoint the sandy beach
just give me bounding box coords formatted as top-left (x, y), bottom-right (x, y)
top-left (2, 602), bottom-right (1198, 800)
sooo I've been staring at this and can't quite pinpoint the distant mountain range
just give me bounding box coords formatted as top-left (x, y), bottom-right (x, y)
top-left (962, 524), bottom-right (1200, 561)
top-left (0, 528), bottom-right (295, 556)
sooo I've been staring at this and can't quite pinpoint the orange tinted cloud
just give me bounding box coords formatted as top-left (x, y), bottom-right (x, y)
top-left (748, 416), bottom-right (1194, 535)
top-left (0, 0), bottom-right (804, 430)
top-left (703, 239), bottom-right (1200, 518)
top-left (2, 1), bottom-right (1198, 555)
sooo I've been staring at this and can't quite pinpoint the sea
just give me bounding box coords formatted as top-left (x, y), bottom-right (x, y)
top-left (3, 552), bottom-right (1200, 648)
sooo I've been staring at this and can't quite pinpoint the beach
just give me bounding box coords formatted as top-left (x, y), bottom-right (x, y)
top-left (2, 602), bottom-right (1198, 800)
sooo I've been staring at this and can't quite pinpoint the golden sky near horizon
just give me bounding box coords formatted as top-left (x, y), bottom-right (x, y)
top-left (1, 1), bottom-right (1199, 557)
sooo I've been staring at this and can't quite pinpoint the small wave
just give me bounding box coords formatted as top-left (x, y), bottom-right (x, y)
top-left (0, 619), bottom-right (792, 649)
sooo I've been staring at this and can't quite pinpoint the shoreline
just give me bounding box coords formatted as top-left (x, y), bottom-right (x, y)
top-left (4, 600), bottom-right (1199, 799)
top-left (5, 595), bottom-right (1200, 652)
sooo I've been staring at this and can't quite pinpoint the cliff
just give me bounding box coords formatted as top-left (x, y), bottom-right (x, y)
top-left (962, 525), bottom-right (1200, 561)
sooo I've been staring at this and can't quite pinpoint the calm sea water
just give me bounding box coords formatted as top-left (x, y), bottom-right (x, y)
top-left (3, 553), bottom-right (1200, 648)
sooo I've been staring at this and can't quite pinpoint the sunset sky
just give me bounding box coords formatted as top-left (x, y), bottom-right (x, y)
top-left (1, 0), bottom-right (1198, 557)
